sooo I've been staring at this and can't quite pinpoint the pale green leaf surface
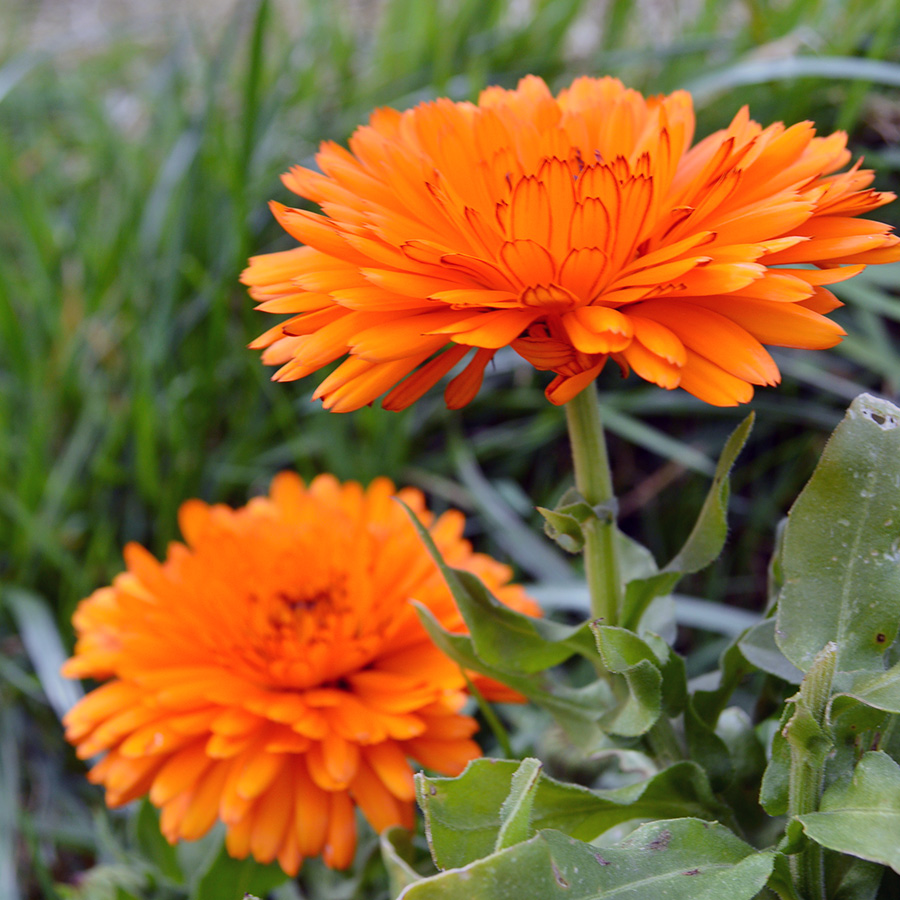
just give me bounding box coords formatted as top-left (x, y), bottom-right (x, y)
top-left (776, 394), bottom-right (900, 673)
top-left (798, 752), bottom-right (900, 873)
top-left (738, 618), bottom-right (803, 684)
top-left (401, 821), bottom-right (774, 900)
top-left (836, 661), bottom-right (900, 712)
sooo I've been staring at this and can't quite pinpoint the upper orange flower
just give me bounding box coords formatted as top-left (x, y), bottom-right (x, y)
top-left (244, 75), bottom-right (900, 410)
top-left (62, 473), bottom-right (537, 875)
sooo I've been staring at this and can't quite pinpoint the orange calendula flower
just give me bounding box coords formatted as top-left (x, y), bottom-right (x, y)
top-left (244, 75), bottom-right (900, 410)
top-left (63, 473), bottom-right (538, 874)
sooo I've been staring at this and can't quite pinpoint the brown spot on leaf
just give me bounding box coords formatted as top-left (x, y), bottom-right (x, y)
top-left (551, 863), bottom-right (568, 887)
top-left (647, 829), bottom-right (672, 851)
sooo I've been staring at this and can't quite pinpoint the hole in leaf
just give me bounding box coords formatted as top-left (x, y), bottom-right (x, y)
top-left (862, 407), bottom-right (899, 430)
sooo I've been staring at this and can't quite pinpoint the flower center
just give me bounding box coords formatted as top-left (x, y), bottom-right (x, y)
top-left (520, 283), bottom-right (580, 310)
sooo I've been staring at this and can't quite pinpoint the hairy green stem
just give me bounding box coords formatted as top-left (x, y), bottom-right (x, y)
top-left (564, 384), bottom-right (622, 625)
top-left (787, 642), bottom-right (837, 900)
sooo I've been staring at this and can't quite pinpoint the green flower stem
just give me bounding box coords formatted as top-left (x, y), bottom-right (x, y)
top-left (564, 384), bottom-right (622, 625)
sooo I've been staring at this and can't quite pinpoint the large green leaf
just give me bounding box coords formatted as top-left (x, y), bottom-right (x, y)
top-left (417, 758), bottom-right (726, 871)
top-left (399, 821), bottom-right (774, 900)
top-left (776, 394), bottom-right (900, 673)
top-left (798, 751), bottom-right (900, 873)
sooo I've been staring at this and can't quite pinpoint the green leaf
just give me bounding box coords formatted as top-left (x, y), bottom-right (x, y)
top-left (684, 700), bottom-right (733, 792)
top-left (759, 705), bottom-right (792, 816)
top-left (738, 619), bottom-right (803, 684)
top-left (417, 758), bottom-right (727, 871)
top-left (663, 413), bottom-right (753, 576)
top-left (189, 843), bottom-right (287, 900)
top-left (798, 752), bottom-right (900, 873)
top-left (401, 500), bottom-right (596, 673)
top-left (495, 758), bottom-right (543, 852)
top-left (414, 602), bottom-right (609, 751)
top-left (537, 504), bottom-right (587, 552)
top-left (537, 487), bottom-right (603, 554)
top-left (767, 851), bottom-right (804, 900)
top-left (594, 631), bottom-right (660, 736)
top-left (836, 661), bottom-right (900, 712)
top-left (381, 827), bottom-right (424, 899)
top-left (776, 394), bottom-right (900, 674)
top-left (692, 640), bottom-right (751, 725)
top-left (832, 857), bottom-right (884, 900)
top-left (134, 800), bottom-right (183, 884)
top-left (828, 696), bottom-right (891, 785)
top-left (684, 638), bottom-right (753, 793)
top-left (448, 570), bottom-right (597, 672)
top-left (593, 626), bottom-right (686, 736)
top-left (621, 572), bottom-right (680, 633)
top-left (401, 821), bottom-right (774, 900)
top-left (620, 414), bottom-right (752, 630)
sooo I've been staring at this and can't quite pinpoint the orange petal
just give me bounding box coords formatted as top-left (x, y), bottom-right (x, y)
top-left (633, 301), bottom-right (779, 385)
top-left (545, 360), bottom-right (607, 405)
top-left (363, 742), bottom-right (417, 801)
top-left (678, 349), bottom-right (755, 406)
top-left (350, 759), bottom-right (408, 832)
top-left (444, 348), bottom-right (495, 408)
top-left (323, 791), bottom-right (357, 870)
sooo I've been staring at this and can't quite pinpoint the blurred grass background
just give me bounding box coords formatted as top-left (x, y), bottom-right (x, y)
top-left (2, 0), bottom-right (900, 896)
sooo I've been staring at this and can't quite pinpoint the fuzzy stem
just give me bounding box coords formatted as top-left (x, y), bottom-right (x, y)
top-left (564, 384), bottom-right (622, 625)
top-left (787, 642), bottom-right (837, 900)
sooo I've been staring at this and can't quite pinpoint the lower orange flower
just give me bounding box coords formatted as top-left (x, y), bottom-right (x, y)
top-left (62, 473), bottom-right (537, 874)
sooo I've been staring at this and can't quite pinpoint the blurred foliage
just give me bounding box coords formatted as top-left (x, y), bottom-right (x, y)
top-left (2, 0), bottom-right (900, 896)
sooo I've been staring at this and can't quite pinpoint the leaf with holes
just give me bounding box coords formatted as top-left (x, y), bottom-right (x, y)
top-left (776, 394), bottom-right (900, 674)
